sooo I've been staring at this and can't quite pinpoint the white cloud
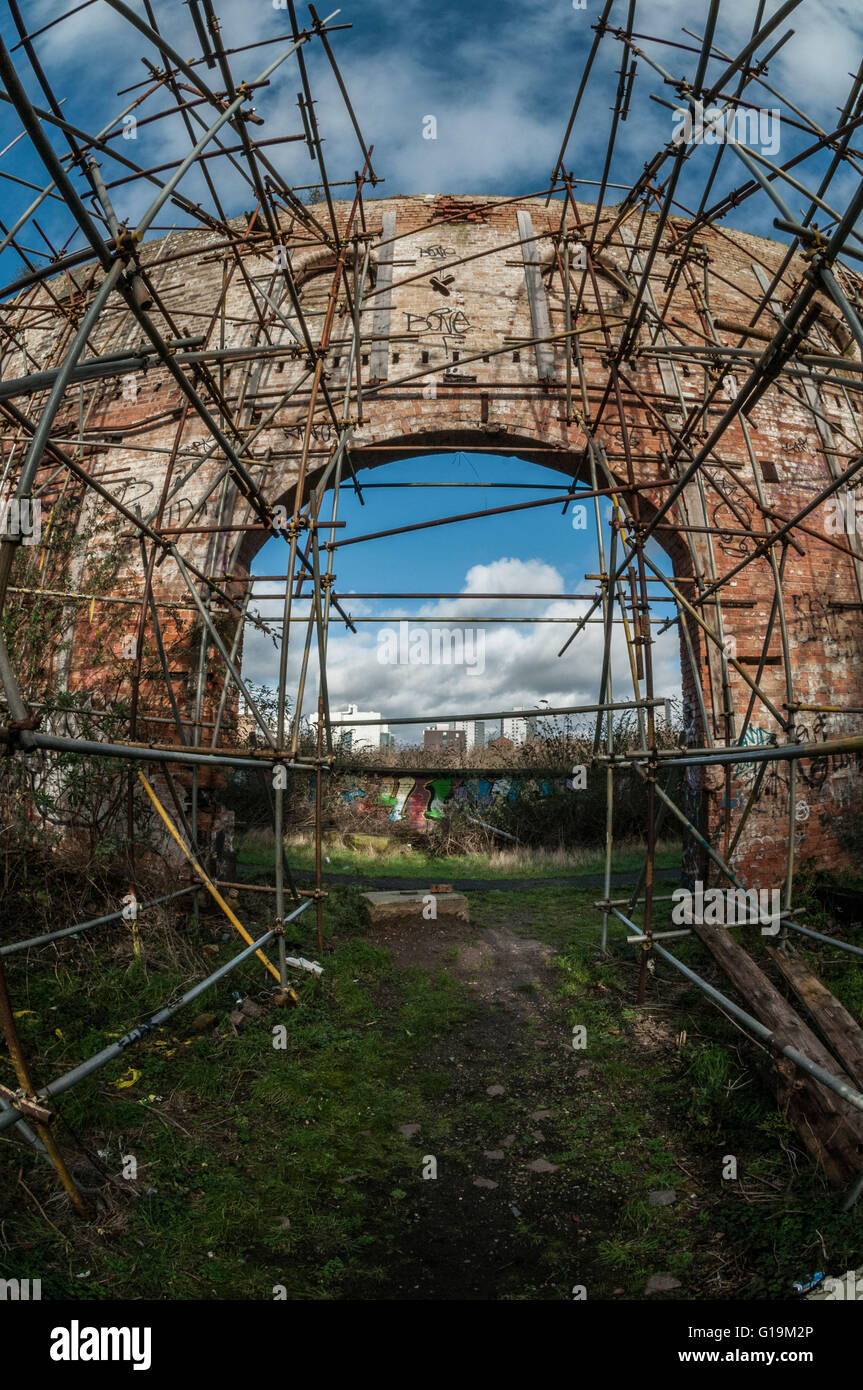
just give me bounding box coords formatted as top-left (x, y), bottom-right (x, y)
top-left (240, 554), bottom-right (682, 742)
top-left (8, 0), bottom-right (862, 222)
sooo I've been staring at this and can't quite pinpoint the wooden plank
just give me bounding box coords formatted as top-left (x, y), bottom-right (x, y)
top-left (369, 209), bottom-right (396, 383)
top-left (516, 210), bottom-right (554, 381)
top-left (769, 945), bottom-right (863, 1091)
top-left (693, 923), bottom-right (863, 1184)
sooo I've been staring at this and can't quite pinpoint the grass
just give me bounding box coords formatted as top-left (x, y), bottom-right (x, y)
top-left (239, 829), bottom-right (683, 882)
top-left (1, 854), bottom-right (861, 1300)
top-left (0, 892), bottom-right (471, 1299)
top-left (464, 880), bottom-right (863, 1297)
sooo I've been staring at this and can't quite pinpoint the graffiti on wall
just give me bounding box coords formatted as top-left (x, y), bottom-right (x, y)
top-left (335, 773), bottom-right (581, 824)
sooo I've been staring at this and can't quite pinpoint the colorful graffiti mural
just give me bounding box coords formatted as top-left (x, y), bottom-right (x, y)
top-left (335, 774), bottom-right (581, 824)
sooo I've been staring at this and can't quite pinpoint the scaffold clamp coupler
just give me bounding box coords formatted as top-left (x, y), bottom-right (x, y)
top-left (0, 1082), bottom-right (53, 1126)
top-left (5, 712), bottom-right (40, 753)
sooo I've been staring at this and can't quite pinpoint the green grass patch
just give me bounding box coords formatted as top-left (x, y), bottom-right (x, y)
top-left (2, 867), bottom-right (862, 1301)
top-left (239, 834), bottom-right (682, 883)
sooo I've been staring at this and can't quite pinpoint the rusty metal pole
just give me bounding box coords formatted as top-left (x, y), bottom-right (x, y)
top-left (0, 957), bottom-right (89, 1215)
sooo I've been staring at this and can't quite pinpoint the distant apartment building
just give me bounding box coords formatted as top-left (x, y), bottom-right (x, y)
top-left (309, 703), bottom-right (388, 752)
top-left (423, 725), bottom-right (467, 754)
top-left (501, 715), bottom-right (537, 744)
top-left (449, 719), bottom-right (486, 749)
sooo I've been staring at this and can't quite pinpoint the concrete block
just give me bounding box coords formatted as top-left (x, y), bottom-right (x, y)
top-left (361, 890), bottom-right (469, 924)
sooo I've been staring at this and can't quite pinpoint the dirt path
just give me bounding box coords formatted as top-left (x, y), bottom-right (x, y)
top-left (339, 912), bottom-right (629, 1301)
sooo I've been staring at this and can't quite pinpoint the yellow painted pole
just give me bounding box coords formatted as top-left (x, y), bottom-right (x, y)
top-left (122, 892), bottom-right (142, 960)
top-left (137, 770), bottom-right (281, 983)
top-left (0, 958), bottom-right (89, 1216)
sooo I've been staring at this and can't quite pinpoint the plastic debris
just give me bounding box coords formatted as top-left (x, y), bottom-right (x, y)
top-left (792, 1272), bottom-right (824, 1294)
top-left (285, 955), bottom-right (323, 976)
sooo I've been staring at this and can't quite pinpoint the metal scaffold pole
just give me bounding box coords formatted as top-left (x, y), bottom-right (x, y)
top-left (0, 0), bottom-right (862, 1200)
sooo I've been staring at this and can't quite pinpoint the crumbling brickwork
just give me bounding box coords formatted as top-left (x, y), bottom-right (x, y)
top-left (5, 194), bottom-right (862, 886)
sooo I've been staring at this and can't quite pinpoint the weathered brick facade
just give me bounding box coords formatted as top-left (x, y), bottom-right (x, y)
top-left (6, 194), bottom-right (862, 885)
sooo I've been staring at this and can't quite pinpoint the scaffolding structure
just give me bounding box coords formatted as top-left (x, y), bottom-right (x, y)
top-left (1, 0), bottom-right (863, 1209)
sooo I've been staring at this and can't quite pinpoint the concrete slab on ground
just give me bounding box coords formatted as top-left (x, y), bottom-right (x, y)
top-left (361, 889), bottom-right (470, 924)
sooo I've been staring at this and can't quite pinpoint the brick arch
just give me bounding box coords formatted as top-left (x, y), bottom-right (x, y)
top-left (238, 422), bottom-right (704, 868)
top-left (2, 195), bottom-right (862, 888)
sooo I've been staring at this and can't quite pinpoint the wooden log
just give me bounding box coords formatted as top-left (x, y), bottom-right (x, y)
top-left (693, 923), bottom-right (863, 1185)
top-left (769, 945), bottom-right (863, 1091)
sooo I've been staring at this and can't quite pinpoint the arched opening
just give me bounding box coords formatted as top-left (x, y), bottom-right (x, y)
top-left (227, 446), bottom-right (688, 882)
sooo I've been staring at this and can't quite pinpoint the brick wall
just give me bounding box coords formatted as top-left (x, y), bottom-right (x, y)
top-left (6, 194), bottom-right (861, 886)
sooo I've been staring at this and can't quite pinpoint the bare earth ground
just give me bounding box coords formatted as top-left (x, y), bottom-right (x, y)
top-left (336, 910), bottom-right (708, 1301)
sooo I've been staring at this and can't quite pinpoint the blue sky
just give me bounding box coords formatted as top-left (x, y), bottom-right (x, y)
top-left (2, 0), bottom-right (863, 281)
top-left (243, 452), bottom-right (682, 738)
